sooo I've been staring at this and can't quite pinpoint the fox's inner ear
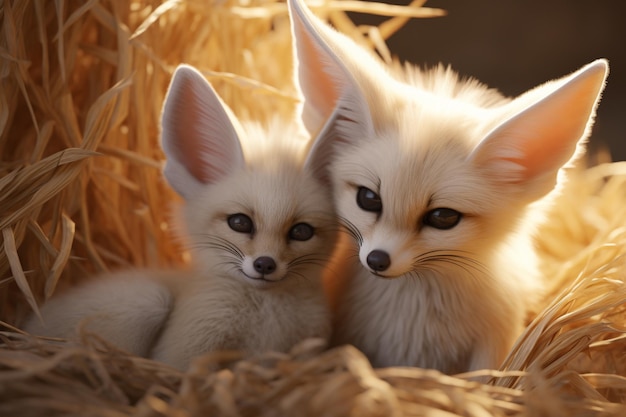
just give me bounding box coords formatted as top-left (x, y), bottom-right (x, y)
top-left (469, 59), bottom-right (608, 201)
top-left (288, 0), bottom-right (374, 142)
top-left (161, 65), bottom-right (245, 199)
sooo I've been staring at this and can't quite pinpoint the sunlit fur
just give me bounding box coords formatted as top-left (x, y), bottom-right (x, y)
top-left (328, 117), bottom-right (544, 372)
top-left (150, 68), bottom-right (338, 370)
top-left (288, 0), bottom-right (608, 373)
top-left (327, 91), bottom-right (545, 372)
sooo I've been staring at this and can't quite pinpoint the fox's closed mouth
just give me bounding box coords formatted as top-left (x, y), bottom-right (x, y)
top-left (370, 271), bottom-right (399, 279)
top-left (242, 271), bottom-right (284, 283)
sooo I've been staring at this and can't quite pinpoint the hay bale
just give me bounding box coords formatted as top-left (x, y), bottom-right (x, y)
top-left (0, 0), bottom-right (624, 415)
top-left (0, 0), bottom-right (443, 322)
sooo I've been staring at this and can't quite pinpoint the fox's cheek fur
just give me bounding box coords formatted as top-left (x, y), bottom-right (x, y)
top-left (333, 187), bottom-right (418, 277)
top-left (349, 211), bottom-right (486, 278)
top-left (187, 227), bottom-right (297, 284)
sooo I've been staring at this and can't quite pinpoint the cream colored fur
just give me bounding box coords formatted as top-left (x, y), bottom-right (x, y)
top-left (23, 271), bottom-right (173, 356)
top-left (149, 65), bottom-right (338, 370)
top-left (24, 65), bottom-right (338, 370)
top-left (288, 0), bottom-right (608, 373)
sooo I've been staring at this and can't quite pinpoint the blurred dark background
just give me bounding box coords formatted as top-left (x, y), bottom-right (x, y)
top-left (353, 0), bottom-right (625, 160)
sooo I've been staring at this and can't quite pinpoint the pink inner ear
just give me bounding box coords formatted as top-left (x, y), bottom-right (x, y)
top-left (475, 60), bottom-right (607, 186)
top-left (510, 84), bottom-right (601, 182)
top-left (161, 65), bottom-right (245, 198)
top-left (172, 84), bottom-right (210, 183)
top-left (290, 0), bottom-right (343, 132)
top-left (296, 24), bottom-right (341, 118)
top-left (499, 122), bottom-right (581, 184)
top-left (289, 0), bottom-right (376, 150)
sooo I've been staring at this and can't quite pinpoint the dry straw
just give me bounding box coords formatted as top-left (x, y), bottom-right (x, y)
top-left (0, 0), bottom-right (624, 415)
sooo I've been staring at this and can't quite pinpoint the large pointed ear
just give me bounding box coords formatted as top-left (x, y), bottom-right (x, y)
top-left (288, 0), bottom-right (374, 140)
top-left (161, 65), bottom-right (246, 199)
top-left (469, 59), bottom-right (608, 201)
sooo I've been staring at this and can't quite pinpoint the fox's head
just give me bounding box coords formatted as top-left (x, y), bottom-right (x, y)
top-left (288, 0), bottom-right (608, 278)
top-left (161, 65), bottom-right (337, 287)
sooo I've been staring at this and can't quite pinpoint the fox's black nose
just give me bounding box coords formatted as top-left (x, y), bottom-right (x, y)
top-left (253, 256), bottom-right (277, 275)
top-left (366, 250), bottom-right (391, 272)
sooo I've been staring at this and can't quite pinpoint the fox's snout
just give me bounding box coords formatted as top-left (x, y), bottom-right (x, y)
top-left (354, 226), bottom-right (418, 278)
top-left (242, 254), bottom-right (286, 283)
top-left (253, 256), bottom-right (277, 275)
top-left (359, 240), bottom-right (415, 278)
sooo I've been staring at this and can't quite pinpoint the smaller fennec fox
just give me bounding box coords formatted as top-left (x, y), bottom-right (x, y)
top-left (24, 65), bottom-right (338, 370)
top-left (150, 65), bottom-right (338, 369)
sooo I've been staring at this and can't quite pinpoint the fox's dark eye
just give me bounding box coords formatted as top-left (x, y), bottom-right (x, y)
top-left (423, 208), bottom-right (462, 230)
top-left (357, 187), bottom-right (382, 212)
top-left (289, 223), bottom-right (315, 241)
top-left (228, 213), bottom-right (253, 234)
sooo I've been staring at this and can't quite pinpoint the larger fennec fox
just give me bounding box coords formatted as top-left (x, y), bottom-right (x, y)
top-left (288, 0), bottom-right (608, 373)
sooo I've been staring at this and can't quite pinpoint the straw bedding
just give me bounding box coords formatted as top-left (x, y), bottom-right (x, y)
top-left (0, 0), bottom-right (624, 415)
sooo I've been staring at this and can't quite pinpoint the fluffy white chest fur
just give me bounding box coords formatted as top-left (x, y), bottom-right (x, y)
top-left (151, 275), bottom-right (329, 369)
top-left (333, 237), bottom-right (538, 372)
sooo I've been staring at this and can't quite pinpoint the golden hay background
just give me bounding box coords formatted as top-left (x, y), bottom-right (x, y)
top-left (0, 0), bottom-right (625, 415)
